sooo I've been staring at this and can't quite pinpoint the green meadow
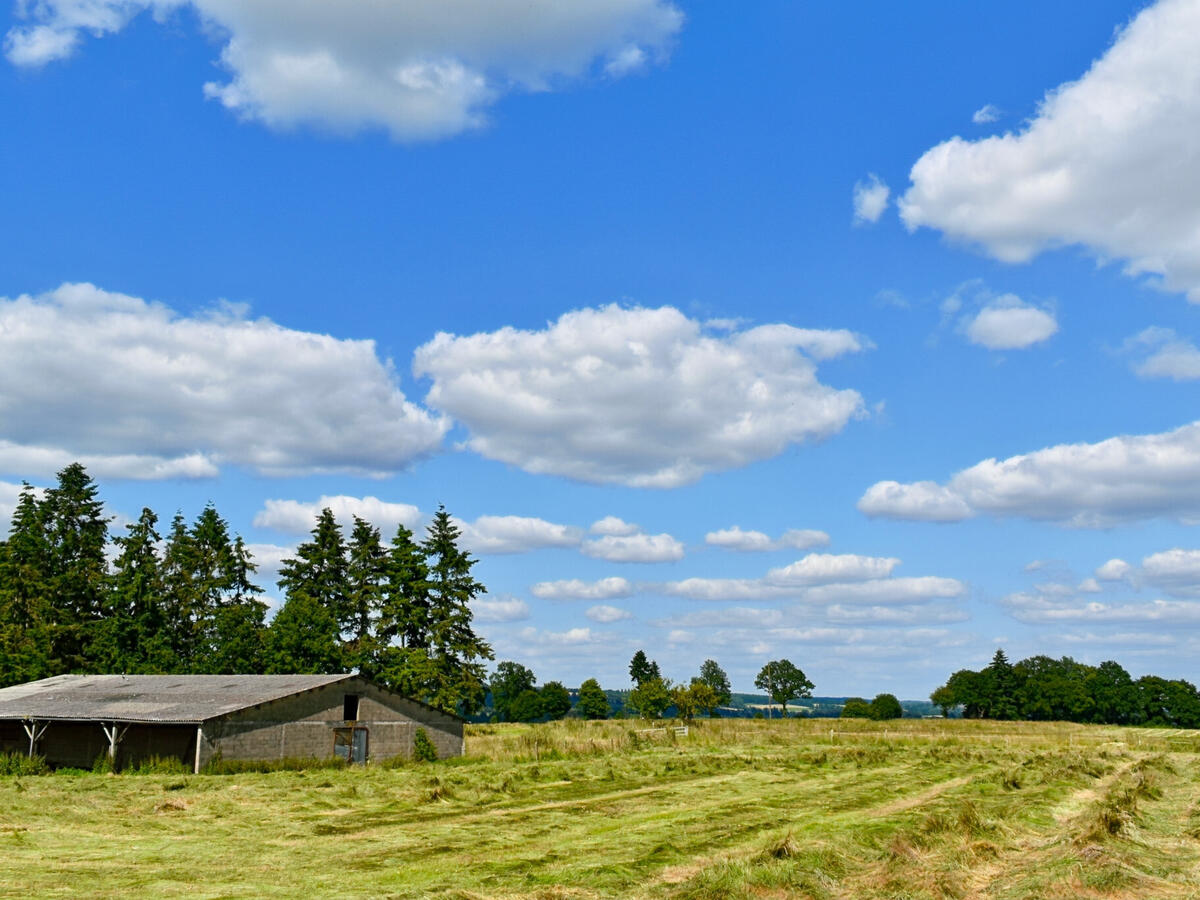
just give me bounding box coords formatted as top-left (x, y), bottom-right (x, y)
top-left (3, 717), bottom-right (1200, 899)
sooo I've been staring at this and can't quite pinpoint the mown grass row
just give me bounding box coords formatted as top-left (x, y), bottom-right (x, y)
top-left (2, 718), bottom-right (1200, 898)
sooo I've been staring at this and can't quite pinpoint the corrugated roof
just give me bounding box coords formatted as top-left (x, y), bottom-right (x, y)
top-left (0, 674), bottom-right (355, 724)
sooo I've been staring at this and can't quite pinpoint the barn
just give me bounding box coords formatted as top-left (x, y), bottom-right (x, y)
top-left (0, 673), bottom-right (463, 771)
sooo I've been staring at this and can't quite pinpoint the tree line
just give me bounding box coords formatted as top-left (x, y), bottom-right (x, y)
top-left (930, 650), bottom-right (1200, 727)
top-left (0, 464), bottom-right (493, 714)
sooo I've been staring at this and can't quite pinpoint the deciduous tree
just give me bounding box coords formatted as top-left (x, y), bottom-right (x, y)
top-left (754, 659), bottom-right (813, 717)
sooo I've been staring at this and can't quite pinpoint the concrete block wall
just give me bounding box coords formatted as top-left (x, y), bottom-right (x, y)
top-left (200, 677), bottom-right (463, 766)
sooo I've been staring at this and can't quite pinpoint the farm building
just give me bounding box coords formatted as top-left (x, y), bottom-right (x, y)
top-left (0, 673), bottom-right (462, 771)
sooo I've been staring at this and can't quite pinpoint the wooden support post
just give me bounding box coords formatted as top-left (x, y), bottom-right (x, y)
top-left (100, 723), bottom-right (129, 764)
top-left (22, 720), bottom-right (47, 758)
top-left (194, 725), bottom-right (203, 775)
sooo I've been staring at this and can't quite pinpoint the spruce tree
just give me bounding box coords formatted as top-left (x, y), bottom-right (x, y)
top-left (204, 536), bottom-right (267, 674)
top-left (265, 592), bottom-right (343, 674)
top-left (96, 507), bottom-right (173, 673)
top-left (159, 512), bottom-right (200, 667)
top-left (416, 507), bottom-right (493, 714)
top-left (40, 464), bottom-right (109, 671)
top-left (0, 486), bottom-right (53, 685)
top-left (274, 508), bottom-right (348, 673)
top-left (344, 516), bottom-right (387, 672)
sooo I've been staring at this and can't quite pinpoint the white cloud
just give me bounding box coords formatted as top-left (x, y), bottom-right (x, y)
top-left (586, 604), bottom-right (632, 623)
top-left (657, 607), bottom-right (785, 628)
top-left (254, 495), bottom-right (422, 535)
top-left (766, 553), bottom-right (900, 585)
top-left (590, 515), bottom-right (640, 536)
top-left (1141, 548), bottom-right (1200, 597)
top-left (472, 596), bottom-right (531, 623)
top-left (1124, 327), bottom-right (1200, 380)
top-left (852, 174), bottom-right (890, 225)
top-left (800, 576), bottom-right (965, 605)
top-left (660, 560), bottom-right (964, 606)
top-left (6, 0), bottom-right (683, 141)
top-left (0, 481), bottom-right (27, 535)
top-left (971, 103), bottom-right (1000, 124)
top-left (858, 420), bottom-right (1200, 526)
top-left (857, 480), bottom-right (974, 522)
top-left (582, 532), bottom-right (684, 563)
top-left (457, 515), bottom-right (582, 555)
top-left (517, 625), bottom-right (596, 646)
top-left (704, 525), bottom-right (830, 552)
top-left (1003, 590), bottom-right (1200, 627)
top-left (900, 0), bottom-right (1200, 301)
top-left (413, 305), bottom-right (869, 488)
top-left (0, 283), bottom-right (444, 481)
top-left (1096, 558), bottom-right (1132, 581)
top-left (531, 577), bottom-right (634, 601)
top-left (1078, 577), bottom-right (1102, 594)
top-left (964, 295), bottom-right (1058, 350)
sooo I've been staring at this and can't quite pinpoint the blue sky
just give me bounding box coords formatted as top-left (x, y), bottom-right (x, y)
top-left (3, 0), bottom-right (1200, 697)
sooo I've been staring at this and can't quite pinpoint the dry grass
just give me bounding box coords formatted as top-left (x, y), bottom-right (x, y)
top-left (1, 717), bottom-right (1199, 898)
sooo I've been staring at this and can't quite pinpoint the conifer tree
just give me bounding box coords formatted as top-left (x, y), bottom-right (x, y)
top-left (415, 507), bottom-right (493, 714)
top-left (204, 536), bottom-right (268, 674)
top-left (273, 508), bottom-right (348, 673)
top-left (0, 486), bottom-right (53, 685)
top-left (265, 592), bottom-right (343, 674)
top-left (343, 516), bottom-right (387, 672)
top-left (159, 512), bottom-right (200, 667)
top-left (377, 524), bottom-right (431, 651)
top-left (40, 464), bottom-right (109, 671)
top-left (95, 507), bottom-right (173, 673)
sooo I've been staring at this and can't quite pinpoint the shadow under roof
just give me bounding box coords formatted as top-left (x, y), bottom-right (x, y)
top-left (0, 674), bottom-right (356, 724)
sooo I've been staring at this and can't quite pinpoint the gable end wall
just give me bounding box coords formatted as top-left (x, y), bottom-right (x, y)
top-left (200, 677), bottom-right (463, 765)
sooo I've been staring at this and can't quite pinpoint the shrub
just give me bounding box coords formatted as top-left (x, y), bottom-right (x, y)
top-left (0, 752), bottom-right (49, 776)
top-left (840, 698), bottom-right (872, 718)
top-left (413, 728), bottom-right (438, 762)
top-left (869, 693), bottom-right (904, 720)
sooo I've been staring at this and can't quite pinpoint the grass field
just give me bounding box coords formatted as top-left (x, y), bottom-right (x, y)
top-left (3, 717), bottom-right (1200, 899)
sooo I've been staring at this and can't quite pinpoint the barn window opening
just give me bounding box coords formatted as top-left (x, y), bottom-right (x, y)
top-left (343, 694), bottom-right (359, 721)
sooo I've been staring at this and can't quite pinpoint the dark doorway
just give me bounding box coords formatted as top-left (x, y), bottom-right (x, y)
top-left (333, 727), bottom-right (368, 764)
top-left (343, 694), bottom-right (359, 721)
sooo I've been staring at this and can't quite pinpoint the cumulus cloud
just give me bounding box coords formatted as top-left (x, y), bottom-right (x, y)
top-left (0, 481), bottom-right (27, 535)
top-left (517, 625), bottom-right (596, 646)
top-left (1124, 327), bottom-right (1200, 380)
top-left (582, 532), bottom-right (685, 563)
top-left (253, 495), bottom-right (422, 535)
top-left (254, 495), bottom-right (580, 555)
top-left (766, 553), bottom-right (900, 585)
top-left (531, 577), bottom-right (634, 601)
top-left (5, 0), bottom-right (683, 140)
top-left (1003, 589), bottom-right (1200, 627)
top-left (457, 515), bottom-right (582, 555)
top-left (971, 103), bottom-right (1000, 124)
top-left (0, 283), bottom-right (444, 481)
top-left (661, 557), bottom-right (964, 605)
top-left (586, 604), bottom-right (632, 623)
top-left (414, 305), bottom-right (869, 488)
top-left (852, 174), bottom-right (890, 225)
top-left (590, 516), bottom-right (640, 536)
top-left (704, 526), bottom-right (829, 552)
top-left (857, 481), bottom-right (973, 522)
top-left (472, 596), bottom-right (531, 623)
top-left (858, 420), bottom-right (1200, 526)
top-left (964, 295), bottom-right (1058, 350)
top-left (900, 0), bottom-right (1200, 301)
top-left (1141, 548), bottom-right (1200, 597)
top-left (1096, 558), bottom-right (1132, 581)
